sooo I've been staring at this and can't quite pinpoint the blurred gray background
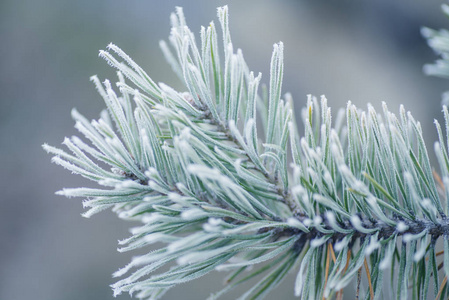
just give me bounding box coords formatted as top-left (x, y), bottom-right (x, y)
top-left (1, 0), bottom-right (448, 299)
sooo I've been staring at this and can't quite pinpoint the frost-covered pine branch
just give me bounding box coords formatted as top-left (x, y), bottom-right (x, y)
top-left (44, 5), bottom-right (449, 300)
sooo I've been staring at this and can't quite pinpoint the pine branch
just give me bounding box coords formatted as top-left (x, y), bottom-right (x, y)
top-left (44, 5), bottom-right (449, 300)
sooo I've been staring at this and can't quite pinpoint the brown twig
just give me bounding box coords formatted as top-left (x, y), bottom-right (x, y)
top-left (322, 244), bottom-right (331, 300)
top-left (426, 250), bottom-right (444, 262)
top-left (329, 243), bottom-right (337, 263)
top-left (364, 258), bottom-right (375, 299)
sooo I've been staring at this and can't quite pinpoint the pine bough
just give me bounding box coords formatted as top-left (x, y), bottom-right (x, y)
top-left (44, 5), bottom-right (449, 300)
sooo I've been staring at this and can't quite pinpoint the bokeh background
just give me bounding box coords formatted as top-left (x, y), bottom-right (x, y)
top-left (1, 0), bottom-right (448, 299)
